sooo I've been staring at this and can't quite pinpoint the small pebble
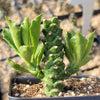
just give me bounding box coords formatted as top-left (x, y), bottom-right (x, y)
top-left (67, 90), bottom-right (73, 93)
top-left (67, 90), bottom-right (75, 96)
top-left (80, 78), bottom-right (85, 81)
top-left (15, 93), bottom-right (19, 97)
top-left (13, 83), bottom-right (16, 85)
top-left (76, 91), bottom-right (80, 94)
top-left (20, 94), bottom-right (25, 97)
top-left (23, 85), bottom-right (30, 90)
top-left (13, 85), bottom-right (17, 89)
top-left (58, 92), bottom-right (63, 96)
top-left (74, 86), bottom-right (78, 88)
top-left (88, 86), bottom-right (92, 90)
top-left (96, 93), bottom-right (100, 95)
top-left (83, 87), bottom-right (87, 91)
top-left (76, 89), bottom-right (80, 92)
top-left (87, 91), bottom-right (90, 94)
top-left (71, 92), bottom-right (75, 96)
top-left (64, 82), bottom-right (70, 87)
top-left (87, 78), bottom-right (92, 82)
top-left (91, 84), bottom-right (94, 86)
top-left (79, 94), bottom-right (84, 96)
top-left (91, 81), bottom-right (95, 84)
top-left (39, 88), bottom-right (42, 91)
top-left (37, 94), bottom-right (42, 97)
top-left (90, 89), bottom-right (93, 92)
top-left (26, 85), bottom-right (30, 88)
top-left (64, 93), bottom-right (69, 97)
top-left (26, 91), bottom-right (29, 93)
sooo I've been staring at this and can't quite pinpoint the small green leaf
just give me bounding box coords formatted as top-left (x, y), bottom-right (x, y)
top-left (30, 14), bottom-right (42, 53)
top-left (82, 32), bottom-right (95, 59)
top-left (8, 59), bottom-right (30, 73)
top-left (19, 46), bottom-right (34, 63)
top-left (21, 16), bottom-right (31, 45)
top-left (70, 33), bottom-right (87, 64)
top-left (36, 43), bottom-right (44, 65)
top-left (79, 55), bottom-right (91, 67)
top-left (65, 32), bottom-right (74, 63)
top-left (71, 30), bottom-right (76, 36)
top-left (2, 28), bottom-right (19, 53)
top-left (5, 17), bottom-right (22, 49)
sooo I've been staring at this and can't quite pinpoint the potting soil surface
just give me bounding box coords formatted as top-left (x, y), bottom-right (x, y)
top-left (11, 77), bottom-right (100, 98)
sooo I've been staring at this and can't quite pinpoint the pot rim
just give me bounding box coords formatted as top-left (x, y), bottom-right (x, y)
top-left (8, 75), bottom-right (100, 99)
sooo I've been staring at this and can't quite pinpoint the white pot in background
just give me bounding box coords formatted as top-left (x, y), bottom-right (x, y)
top-left (68, 0), bottom-right (96, 36)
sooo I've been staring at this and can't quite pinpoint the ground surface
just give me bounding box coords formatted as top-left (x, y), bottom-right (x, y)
top-left (11, 77), bottom-right (100, 98)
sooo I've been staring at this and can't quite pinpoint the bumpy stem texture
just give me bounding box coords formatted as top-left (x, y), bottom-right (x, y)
top-left (42, 18), bottom-right (66, 96)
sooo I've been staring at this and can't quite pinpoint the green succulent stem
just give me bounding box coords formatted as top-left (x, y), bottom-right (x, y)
top-left (42, 17), bottom-right (66, 96)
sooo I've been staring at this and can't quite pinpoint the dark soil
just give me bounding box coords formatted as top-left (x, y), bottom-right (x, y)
top-left (11, 77), bottom-right (100, 98)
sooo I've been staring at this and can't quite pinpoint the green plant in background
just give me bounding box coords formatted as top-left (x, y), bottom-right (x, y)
top-left (57, 0), bottom-right (73, 11)
top-left (0, 0), bottom-right (10, 19)
top-left (32, 3), bottom-right (43, 14)
top-left (2, 14), bottom-right (95, 97)
top-left (0, 0), bottom-right (10, 15)
top-left (69, 13), bottom-right (82, 33)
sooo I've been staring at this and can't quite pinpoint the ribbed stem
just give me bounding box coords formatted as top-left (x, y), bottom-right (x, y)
top-left (42, 18), bottom-right (66, 96)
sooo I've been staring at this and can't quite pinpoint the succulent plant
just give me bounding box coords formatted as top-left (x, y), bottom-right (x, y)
top-left (2, 14), bottom-right (44, 79)
top-left (65, 31), bottom-right (95, 76)
top-left (2, 14), bottom-right (95, 97)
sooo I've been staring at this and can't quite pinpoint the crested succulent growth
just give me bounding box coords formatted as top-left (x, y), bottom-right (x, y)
top-left (65, 31), bottom-right (95, 76)
top-left (41, 18), bottom-right (67, 96)
top-left (2, 14), bottom-right (95, 97)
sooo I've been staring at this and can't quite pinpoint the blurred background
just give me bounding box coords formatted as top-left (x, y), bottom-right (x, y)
top-left (0, 0), bottom-right (100, 100)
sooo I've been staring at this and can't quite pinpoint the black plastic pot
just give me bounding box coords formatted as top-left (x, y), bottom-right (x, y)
top-left (8, 76), bottom-right (100, 100)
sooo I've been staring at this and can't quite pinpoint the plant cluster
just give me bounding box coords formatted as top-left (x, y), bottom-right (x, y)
top-left (2, 14), bottom-right (95, 97)
top-left (69, 13), bottom-right (82, 33)
top-left (28, 0), bottom-right (44, 14)
top-left (57, 0), bottom-right (73, 12)
top-left (0, 0), bottom-right (10, 15)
